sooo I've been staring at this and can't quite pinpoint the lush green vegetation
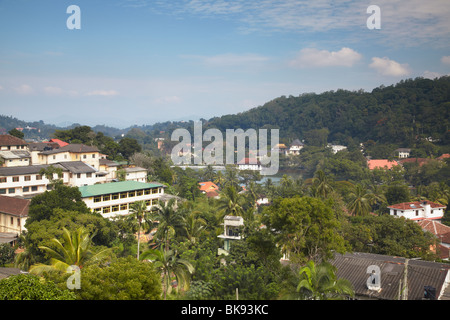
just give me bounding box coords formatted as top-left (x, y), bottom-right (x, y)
top-left (1, 77), bottom-right (449, 300)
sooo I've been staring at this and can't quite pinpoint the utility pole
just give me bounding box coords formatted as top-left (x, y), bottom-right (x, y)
top-left (402, 259), bottom-right (409, 300)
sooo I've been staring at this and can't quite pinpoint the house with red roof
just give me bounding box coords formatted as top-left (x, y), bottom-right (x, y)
top-left (367, 159), bottom-right (399, 170)
top-left (388, 200), bottom-right (446, 221)
top-left (417, 219), bottom-right (450, 260)
top-left (48, 138), bottom-right (69, 148)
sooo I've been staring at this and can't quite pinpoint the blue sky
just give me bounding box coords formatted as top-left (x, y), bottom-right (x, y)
top-left (0, 0), bottom-right (449, 128)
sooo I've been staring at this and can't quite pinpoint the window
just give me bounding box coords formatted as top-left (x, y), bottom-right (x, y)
top-left (120, 204), bottom-right (128, 211)
top-left (77, 173), bottom-right (81, 179)
top-left (103, 194), bottom-right (111, 201)
top-left (145, 200), bottom-right (151, 206)
top-left (151, 188), bottom-right (157, 194)
top-left (11, 217), bottom-right (14, 225)
top-left (137, 190), bottom-right (143, 196)
top-left (112, 193), bottom-right (119, 200)
top-left (393, 210), bottom-right (397, 216)
top-left (94, 196), bottom-right (102, 203)
top-left (416, 210), bottom-right (419, 216)
top-left (87, 173), bottom-right (92, 178)
top-left (0, 177), bottom-right (6, 183)
top-left (23, 187), bottom-right (29, 192)
top-left (92, 154), bottom-right (96, 158)
top-left (36, 175), bottom-right (42, 180)
top-left (83, 155), bottom-right (87, 159)
top-left (31, 186), bottom-right (38, 192)
top-left (112, 205), bottom-right (119, 212)
top-left (128, 191), bottom-right (135, 197)
top-left (120, 192), bottom-right (128, 199)
top-left (53, 155), bottom-right (56, 159)
top-left (24, 176), bottom-right (31, 181)
top-left (145, 189), bottom-right (151, 195)
top-left (17, 218), bottom-right (20, 227)
top-left (0, 189), bottom-right (6, 194)
top-left (8, 188), bottom-right (15, 194)
top-left (12, 176), bottom-right (19, 182)
top-left (103, 207), bottom-right (111, 214)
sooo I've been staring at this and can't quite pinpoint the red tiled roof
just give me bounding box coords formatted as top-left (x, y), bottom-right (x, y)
top-left (0, 135), bottom-right (28, 146)
top-left (0, 196), bottom-right (29, 217)
top-left (49, 139), bottom-right (69, 147)
top-left (367, 159), bottom-right (398, 170)
top-left (237, 157), bottom-right (261, 165)
top-left (438, 154), bottom-right (450, 160)
top-left (417, 219), bottom-right (450, 244)
top-left (388, 201), bottom-right (446, 210)
top-left (199, 181), bottom-right (219, 192)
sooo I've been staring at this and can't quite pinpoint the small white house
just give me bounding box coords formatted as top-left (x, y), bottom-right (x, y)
top-left (388, 201), bottom-right (446, 221)
top-left (395, 148), bottom-right (411, 159)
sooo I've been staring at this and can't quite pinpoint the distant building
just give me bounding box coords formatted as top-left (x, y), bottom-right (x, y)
top-left (123, 166), bottom-right (148, 183)
top-left (417, 219), bottom-right (450, 260)
top-left (328, 144), bottom-right (347, 154)
top-left (237, 157), bottom-right (261, 171)
top-left (79, 181), bottom-right (165, 218)
top-left (37, 144), bottom-right (101, 169)
top-left (287, 139), bottom-right (304, 155)
top-left (217, 215), bottom-right (244, 256)
top-left (388, 200), bottom-right (446, 221)
top-left (0, 135), bottom-right (28, 151)
top-left (395, 148), bottom-right (411, 158)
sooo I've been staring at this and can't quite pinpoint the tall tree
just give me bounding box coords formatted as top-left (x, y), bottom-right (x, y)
top-left (29, 227), bottom-right (112, 275)
top-left (128, 200), bottom-right (150, 260)
top-left (141, 246), bottom-right (194, 300)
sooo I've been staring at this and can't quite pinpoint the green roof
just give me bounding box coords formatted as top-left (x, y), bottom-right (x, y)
top-left (79, 181), bottom-right (164, 198)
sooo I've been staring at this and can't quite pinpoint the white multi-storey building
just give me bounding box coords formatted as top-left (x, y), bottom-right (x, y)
top-left (79, 181), bottom-right (165, 218)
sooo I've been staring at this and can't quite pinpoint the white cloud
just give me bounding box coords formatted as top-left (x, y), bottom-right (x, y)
top-left (369, 57), bottom-right (411, 77)
top-left (44, 86), bottom-right (78, 97)
top-left (15, 84), bottom-right (34, 95)
top-left (86, 90), bottom-right (119, 96)
top-left (154, 95), bottom-right (182, 104)
top-left (441, 56), bottom-right (450, 65)
top-left (289, 47), bottom-right (362, 68)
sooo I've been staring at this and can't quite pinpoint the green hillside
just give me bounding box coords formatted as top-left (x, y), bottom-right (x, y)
top-left (205, 77), bottom-right (450, 148)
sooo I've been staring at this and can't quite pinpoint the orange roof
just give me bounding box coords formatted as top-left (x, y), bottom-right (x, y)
top-left (367, 159), bottom-right (398, 170)
top-left (49, 139), bottom-right (69, 147)
top-left (199, 181), bottom-right (219, 192)
top-left (438, 154), bottom-right (450, 160)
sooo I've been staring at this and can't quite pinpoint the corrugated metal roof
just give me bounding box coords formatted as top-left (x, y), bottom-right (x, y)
top-left (331, 252), bottom-right (450, 300)
top-left (78, 181), bottom-right (164, 198)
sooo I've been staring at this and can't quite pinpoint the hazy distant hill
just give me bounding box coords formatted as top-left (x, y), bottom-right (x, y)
top-left (205, 77), bottom-right (450, 147)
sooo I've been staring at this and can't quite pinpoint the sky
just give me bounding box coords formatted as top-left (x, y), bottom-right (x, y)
top-left (0, 0), bottom-right (449, 129)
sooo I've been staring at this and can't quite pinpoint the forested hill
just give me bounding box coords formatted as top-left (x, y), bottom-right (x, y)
top-left (205, 77), bottom-right (450, 147)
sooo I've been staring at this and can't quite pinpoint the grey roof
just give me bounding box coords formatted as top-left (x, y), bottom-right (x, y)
top-left (0, 161), bottom-right (97, 176)
top-left (56, 161), bottom-right (97, 174)
top-left (0, 164), bottom-right (51, 176)
top-left (0, 150), bottom-right (31, 159)
top-left (99, 158), bottom-right (120, 167)
top-left (124, 166), bottom-right (147, 173)
top-left (331, 252), bottom-right (450, 300)
top-left (290, 139), bottom-right (304, 146)
top-left (28, 142), bottom-right (59, 152)
top-left (39, 143), bottom-right (99, 155)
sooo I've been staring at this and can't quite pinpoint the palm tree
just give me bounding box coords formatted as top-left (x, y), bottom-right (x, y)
top-left (203, 165), bottom-right (216, 182)
top-left (141, 246), bottom-right (194, 300)
top-left (217, 185), bottom-right (245, 217)
top-left (347, 183), bottom-right (383, 216)
top-left (214, 170), bottom-right (225, 188)
top-left (153, 198), bottom-right (184, 251)
top-left (29, 227), bottom-right (112, 275)
top-left (183, 210), bottom-right (207, 244)
top-left (311, 170), bottom-right (334, 199)
top-left (295, 260), bottom-right (354, 300)
top-left (128, 200), bottom-right (150, 260)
